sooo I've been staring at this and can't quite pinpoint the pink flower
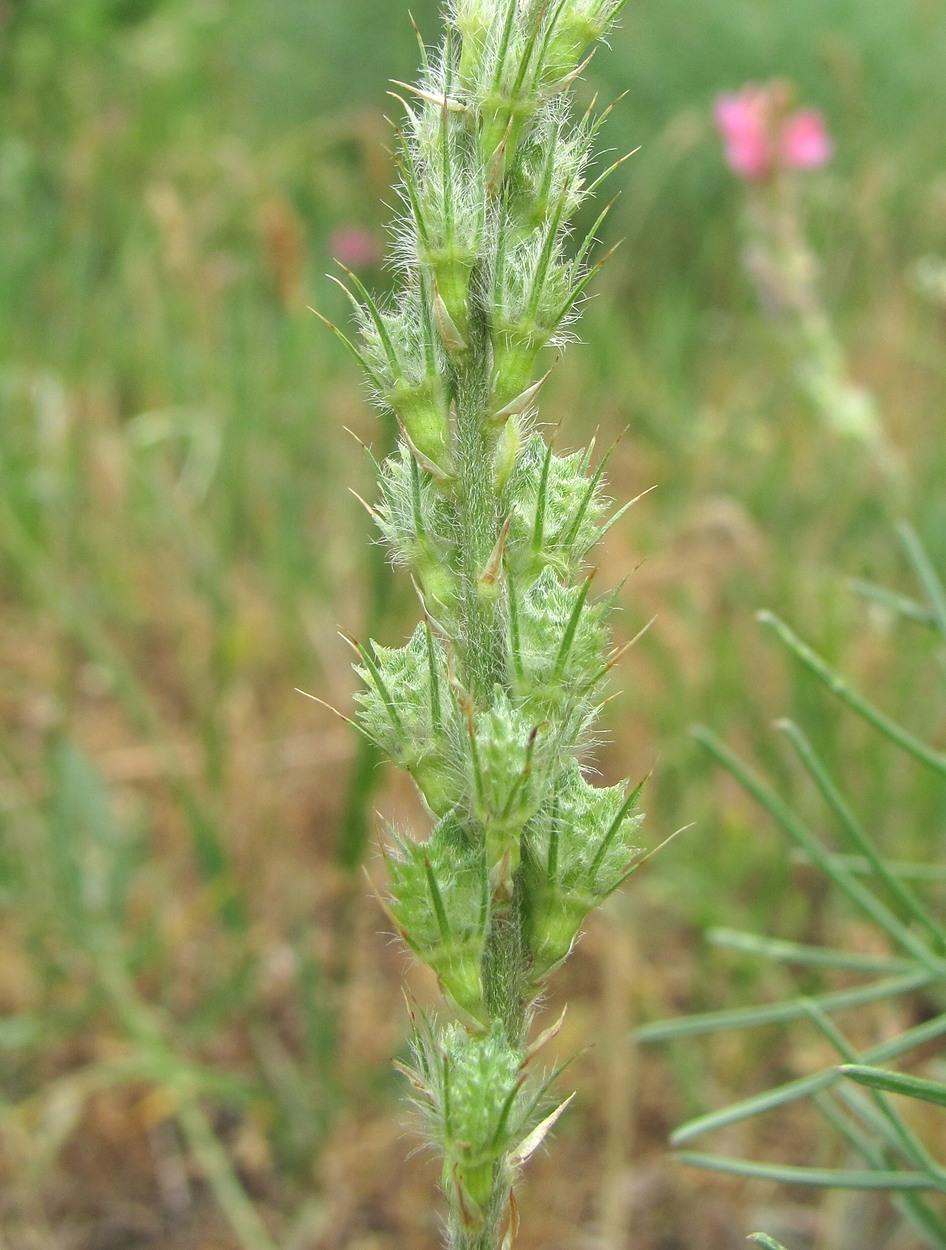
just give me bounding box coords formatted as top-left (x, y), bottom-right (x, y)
top-left (329, 227), bottom-right (381, 269)
top-left (714, 89), bottom-right (772, 180)
top-left (714, 84), bottom-right (832, 181)
top-left (781, 109), bottom-right (832, 170)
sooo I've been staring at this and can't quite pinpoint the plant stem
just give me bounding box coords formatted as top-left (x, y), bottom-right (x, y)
top-left (483, 892), bottom-right (528, 1043)
top-left (454, 351), bottom-right (507, 701)
top-left (452, 324), bottom-right (525, 1248)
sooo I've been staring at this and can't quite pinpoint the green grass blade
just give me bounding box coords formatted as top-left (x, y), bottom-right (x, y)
top-left (818, 1089), bottom-right (946, 1246)
top-left (897, 521), bottom-right (946, 644)
top-left (868, 1012), bottom-right (946, 1065)
top-left (176, 1100), bottom-right (280, 1250)
top-left (756, 612), bottom-right (946, 778)
top-left (670, 1070), bottom-right (841, 1145)
top-left (693, 725), bottom-right (944, 970)
top-left (841, 1065), bottom-right (946, 1110)
top-left (775, 719), bottom-right (943, 949)
top-left (637, 969), bottom-right (935, 1044)
top-left (830, 1082), bottom-right (944, 1180)
top-left (707, 927), bottom-right (916, 975)
top-left (792, 852), bottom-right (946, 883)
top-left (666, 1007), bottom-right (946, 1145)
top-left (676, 1153), bottom-right (937, 1190)
top-left (849, 579), bottom-right (936, 629)
top-left (800, 999), bottom-right (941, 1177)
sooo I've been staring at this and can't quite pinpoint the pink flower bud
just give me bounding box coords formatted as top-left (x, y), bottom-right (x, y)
top-left (781, 108), bottom-right (832, 170)
top-left (714, 89), bottom-right (772, 181)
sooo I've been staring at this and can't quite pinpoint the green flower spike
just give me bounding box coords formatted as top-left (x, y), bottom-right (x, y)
top-left (330, 2), bottom-right (655, 1245)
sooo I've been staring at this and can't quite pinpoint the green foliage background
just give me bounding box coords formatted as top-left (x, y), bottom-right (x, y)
top-left (1, 0), bottom-right (945, 1244)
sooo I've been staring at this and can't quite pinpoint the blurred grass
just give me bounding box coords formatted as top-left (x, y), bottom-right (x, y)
top-left (1, 0), bottom-right (945, 1244)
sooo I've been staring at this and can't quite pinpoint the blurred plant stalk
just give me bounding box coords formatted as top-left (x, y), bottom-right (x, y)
top-left (320, 1), bottom-right (654, 1245)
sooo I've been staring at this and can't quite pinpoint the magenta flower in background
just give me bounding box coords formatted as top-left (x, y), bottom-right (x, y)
top-left (714, 83), bottom-right (832, 181)
top-left (781, 109), bottom-right (833, 170)
top-left (714, 88), bottom-right (772, 180)
top-left (329, 226), bottom-right (381, 269)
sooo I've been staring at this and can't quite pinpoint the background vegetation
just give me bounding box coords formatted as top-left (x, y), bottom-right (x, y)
top-left (1, 0), bottom-right (944, 1246)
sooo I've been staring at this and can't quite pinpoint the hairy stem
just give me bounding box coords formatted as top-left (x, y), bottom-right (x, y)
top-left (454, 339), bottom-right (507, 702)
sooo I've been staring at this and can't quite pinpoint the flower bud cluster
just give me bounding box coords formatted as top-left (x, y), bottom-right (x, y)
top-left (333, 2), bottom-right (640, 1243)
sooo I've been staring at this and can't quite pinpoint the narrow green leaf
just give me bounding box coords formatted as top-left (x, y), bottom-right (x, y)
top-left (793, 851), bottom-right (946, 883)
top-left (818, 1088), bottom-right (946, 1245)
top-left (849, 578), bottom-right (936, 629)
top-left (588, 777), bottom-right (645, 881)
top-left (533, 0), bottom-right (573, 83)
top-left (556, 432), bottom-right (622, 553)
top-left (570, 193), bottom-right (617, 274)
top-left (869, 1012), bottom-right (946, 1066)
top-left (334, 265), bottom-right (402, 377)
top-left (800, 999), bottom-right (939, 1176)
top-left (507, 570), bottom-right (526, 686)
top-left (663, 1009), bottom-right (946, 1146)
top-left (527, 190), bottom-right (570, 323)
top-left (311, 307), bottom-right (387, 392)
top-left (757, 612), bottom-right (946, 777)
top-left (489, 1073), bottom-right (527, 1152)
top-left (440, 37), bottom-right (456, 239)
top-left (638, 970), bottom-right (935, 1045)
top-left (552, 238), bottom-right (623, 327)
top-left (425, 623), bottom-right (444, 740)
top-left (510, 0), bottom-right (554, 100)
top-left (829, 1082), bottom-right (941, 1179)
top-left (693, 725), bottom-right (945, 971)
top-left (593, 492), bottom-right (641, 549)
top-left (393, 142), bottom-right (432, 251)
top-left (670, 1069), bottom-right (843, 1146)
top-left (676, 1153), bottom-right (937, 1191)
top-left (897, 521), bottom-right (946, 645)
top-left (500, 726), bottom-right (539, 820)
top-left (775, 719), bottom-right (943, 948)
top-left (410, 452), bottom-right (427, 542)
top-left (355, 639), bottom-right (408, 740)
top-left (707, 928), bottom-right (916, 975)
top-left (841, 1065), bottom-right (946, 1110)
top-left (490, 0), bottom-right (519, 94)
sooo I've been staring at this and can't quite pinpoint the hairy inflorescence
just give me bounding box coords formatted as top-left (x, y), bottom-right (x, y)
top-left (328, 3), bottom-right (644, 1245)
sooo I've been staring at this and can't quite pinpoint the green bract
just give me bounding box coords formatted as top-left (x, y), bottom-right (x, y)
top-left (333, 2), bottom-right (643, 1246)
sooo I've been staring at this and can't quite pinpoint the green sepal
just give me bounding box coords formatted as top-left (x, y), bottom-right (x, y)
top-left (390, 376), bottom-right (454, 477)
top-left (492, 330), bottom-right (543, 415)
top-left (354, 288), bottom-right (454, 479)
top-left (386, 815), bottom-right (489, 1020)
top-left (456, 3), bottom-right (491, 88)
top-left (541, 1), bottom-right (628, 87)
top-left (512, 567), bottom-right (611, 720)
top-left (523, 762), bottom-right (643, 980)
top-left (468, 690), bottom-right (548, 876)
top-left (405, 1018), bottom-right (534, 1223)
top-left (375, 445), bottom-right (460, 610)
top-left (353, 623), bottom-right (460, 814)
